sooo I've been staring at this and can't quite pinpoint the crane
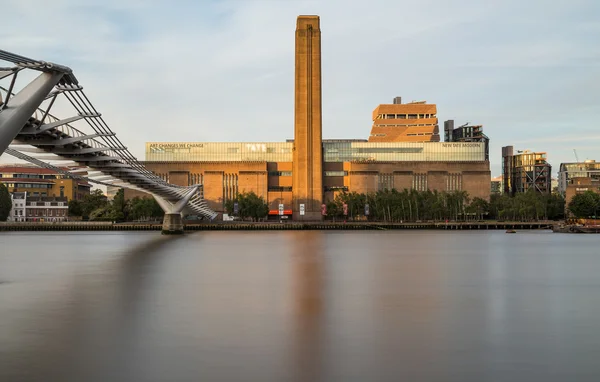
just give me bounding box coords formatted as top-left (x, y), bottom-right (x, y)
top-left (573, 149), bottom-right (580, 163)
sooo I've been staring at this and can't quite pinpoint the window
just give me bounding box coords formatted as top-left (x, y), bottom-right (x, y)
top-left (324, 186), bottom-right (348, 192)
top-left (268, 186), bottom-right (293, 192)
top-left (268, 171), bottom-right (292, 176)
top-left (324, 171), bottom-right (348, 177)
top-left (408, 114), bottom-right (418, 119)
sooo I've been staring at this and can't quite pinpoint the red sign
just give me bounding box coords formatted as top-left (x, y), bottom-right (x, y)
top-left (321, 204), bottom-right (327, 216)
top-left (268, 209), bottom-right (293, 215)
top-left (343, 203), bottom-right (348, 216)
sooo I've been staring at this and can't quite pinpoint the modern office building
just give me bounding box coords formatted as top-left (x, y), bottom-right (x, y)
top-left (444, 120), bottom-right (490, 160)
top-left (368, 97), bottom-right (440, 142)
top-left (502, 146), bottom-right (552, 195)
top-left (558, 160), bottom-right (600, 211)
top-left (129, 16), bottom-right (491, 219)
top-left (558, 160), bottom-right (600, 195)
top-left (0, 164), bottom-right (91, 200)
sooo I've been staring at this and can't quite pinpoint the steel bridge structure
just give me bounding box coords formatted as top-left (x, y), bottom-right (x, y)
top-left (0, 49), bottom-right (217, 232)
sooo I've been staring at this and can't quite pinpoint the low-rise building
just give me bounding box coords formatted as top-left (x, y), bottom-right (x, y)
top-left (8, 192), bottom-right (27, 222)
top-left (25, 195), bottom-right (69, 222)
top-left (7, 192), bottom-right (69, 222)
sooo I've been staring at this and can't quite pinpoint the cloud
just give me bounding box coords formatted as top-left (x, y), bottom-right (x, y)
top-left (1, 0), bottom-right (599, 175)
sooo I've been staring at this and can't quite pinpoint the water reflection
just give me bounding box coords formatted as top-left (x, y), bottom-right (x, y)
top-left (290, 232), bottom-right (324, 381)
top-left (0, 233), bottom-right (182, 382)
top-left (1, 231), bottom-right (600, 382)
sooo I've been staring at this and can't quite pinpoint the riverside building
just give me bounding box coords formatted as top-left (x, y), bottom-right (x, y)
top-left (558, 160), bottom-right (600, 211)
top-left (0, 164), bottom-right (90, 200)
top-left (132, 16), bottom-right (491, 220)
top-left (502, 146), bottom-right (552, 195)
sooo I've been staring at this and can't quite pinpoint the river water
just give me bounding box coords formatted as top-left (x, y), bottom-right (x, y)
top-left (0, 230), bottom-right (599, 381)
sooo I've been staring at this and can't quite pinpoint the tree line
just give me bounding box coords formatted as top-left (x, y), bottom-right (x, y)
top-left (325, 189), bottom-right (566, 222)
top-left (68, 189), bottom-right (164, 222)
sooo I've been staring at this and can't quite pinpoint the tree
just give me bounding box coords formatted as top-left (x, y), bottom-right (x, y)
top-left (81, 189), bottom-right (109, 219)
top-left (68, 199), bottom-right (83, 217)
top-left (568, 191), bottom-right (600, 218)
top-left (224, 191), bottom-right (269, 221)
top-left (467, 197), bottom-right (490, 220)
top-left (0, 183), bottom-right (12, 222)
top-left (127, 197), bottom-right (164, 221)
top-left (110, 188), bottom-right (126, 222)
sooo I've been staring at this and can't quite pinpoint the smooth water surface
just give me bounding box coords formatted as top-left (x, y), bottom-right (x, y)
top-left (1, 230), bottom-right (599, 381)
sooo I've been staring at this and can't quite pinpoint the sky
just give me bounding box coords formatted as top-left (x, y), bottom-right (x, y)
top-left (1, 0), bottom-right (599, 176)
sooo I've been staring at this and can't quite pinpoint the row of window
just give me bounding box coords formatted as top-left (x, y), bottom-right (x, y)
top-left (376, 114), bottom-right (436, 120)
top-left (26, 209), bottom-right (68, 217)
top-left (2, 183), bottom-right (53, 189)
top-left (373, 123), bottom-right (436, 128)
top-left (0, 174), bottom-right (60, 179)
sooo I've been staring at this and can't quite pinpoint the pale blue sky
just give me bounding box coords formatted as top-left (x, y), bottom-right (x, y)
top-left (1, 0), bottom-right (599, 176)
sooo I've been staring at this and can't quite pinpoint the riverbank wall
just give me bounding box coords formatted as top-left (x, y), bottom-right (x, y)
top-left (0, 221), bottom-right (555, 232)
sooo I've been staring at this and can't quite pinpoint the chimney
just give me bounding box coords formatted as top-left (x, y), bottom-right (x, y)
top-left (393, 96), bottom-right (402, 104)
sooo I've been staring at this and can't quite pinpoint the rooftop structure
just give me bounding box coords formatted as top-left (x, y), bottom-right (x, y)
top-left (368, 97), bottom-right (440, 143)
top-left (444, 120), bottom-right (490, 160)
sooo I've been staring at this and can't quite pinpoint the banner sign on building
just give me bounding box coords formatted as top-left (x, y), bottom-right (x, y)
top-left (233, 202), bottom-right (239, 215)
top-left (365, 204), bottom-right (370, 216)
top-left (299, 204), bottom-right (305, 216)
top-left (321, 204), bottom-right (327, 216)
top-left (343, 203), bottom-right (348, 216)
top-left (278, 203), bottom-right (284, 216)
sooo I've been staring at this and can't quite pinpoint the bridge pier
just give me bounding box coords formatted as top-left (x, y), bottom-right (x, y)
top-left (162, 213), bottom-right (184, 235)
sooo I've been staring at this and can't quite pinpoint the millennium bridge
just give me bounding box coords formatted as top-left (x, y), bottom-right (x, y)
top-left (0, 49), bottom-right (217, 233)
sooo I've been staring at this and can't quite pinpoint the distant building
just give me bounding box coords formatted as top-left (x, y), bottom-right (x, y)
top-left (491, 175), bottom-right (503, 195)
top-left (444, 120), bottom-right (490, 160)
top-left (368, 97), bottom-right (440, 142)
top-left (559, 160), bottom-right (600, 212)
top-left (0, 164), bottom-right (91, 201)
top-left (502, 146), bottom-right (552, 195)
top-left (558, 160), bottom-right (600, 195)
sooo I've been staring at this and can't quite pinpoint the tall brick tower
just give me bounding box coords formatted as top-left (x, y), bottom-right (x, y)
top-left (293, 15), bottom-right (323, 221)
